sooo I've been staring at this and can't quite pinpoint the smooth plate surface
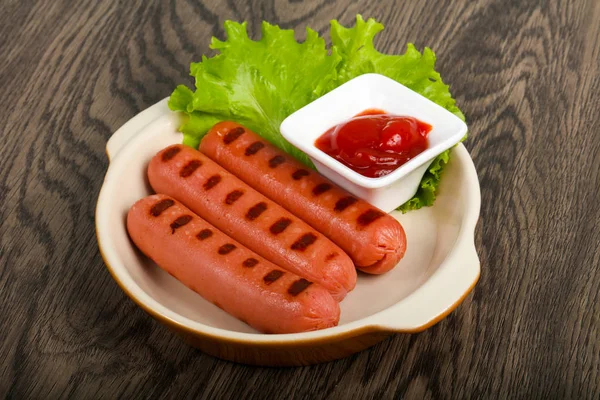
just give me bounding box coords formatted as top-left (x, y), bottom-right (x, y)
top-left (96, 99), bottom-right (480, 340)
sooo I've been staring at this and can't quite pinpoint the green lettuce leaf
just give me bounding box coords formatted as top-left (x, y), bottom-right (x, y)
top-left (169, 21), bottom-right (341, 165)
top-left (169, 16), bottom-right (465, 211)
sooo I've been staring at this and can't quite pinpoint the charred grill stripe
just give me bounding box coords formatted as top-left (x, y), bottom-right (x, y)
top-left (263, 270), bottom-right (284, 285)
top-left (291, 233), bottom-right (317, 251)
top-left (180, 159), bottom-right (202, 177)
top-left (242, 258), bottom-right (259, 268)
top-left (223, 127), bottom-right (245, 144)
top-left (334, 196), bottom-right (358, 212)
top-left (358, 209), bottom-right (385, 226)
top-left (203, 174), bottom-right (221, 190)
top-left (292, 169), bottom-right (310, 180)
top-left (225, 190), bottom-right (244, 205)
top-left (161, 146), bottom-right (181, 161)
top-left (150, 199), bottom-right (175, 216)
top-left (325, 252), bottom-right (338, 261)
top-left (218, 243), bottom-right (237, 255)
top-left (269, 218), bottom-right (292, 235)
top-left (196, 229), bottom-right (213, 240)
top-left (170, 215), bottom-right (193, 233)
top-left (246, 202), bottom-right (267, 220)
top-left (245, 141), bottom-right (265, 156)
top-left (268, 155), bottom-right (286, 168)
top-left (288, 279), bottom-right (313, 296)
top-left (312, 183), bottom-right (332, 196)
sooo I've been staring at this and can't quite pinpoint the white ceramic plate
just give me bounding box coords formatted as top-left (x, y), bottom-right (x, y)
top-left (96, 98), bottom-right (481, 365)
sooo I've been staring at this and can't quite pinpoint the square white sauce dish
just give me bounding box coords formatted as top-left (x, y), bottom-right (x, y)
top-left (280, 73), bottom-right (468, 212)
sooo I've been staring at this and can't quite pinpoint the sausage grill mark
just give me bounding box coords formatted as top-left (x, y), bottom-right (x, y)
top-left (270, 218), bottom-right (292, 235)
top-left (161, 146), bottom-right (181, 161)
top-left (180, 159), bottom-right (202, 177)
top-left (225, 190), bottom-right (244, 205)
top-left (245, 141), bottom-right (265, 156)
top-left (334, 196), bottom-right (358, 212)
top-left (312, 183), bottom-right (332, 196)
top-left (218, 243), bottom-right (237, 255)
top-left (170, 215), bottom-right (193, 233)
top-left (150, 199), bottom-right (175, 216)
top-left (246, 202), bottom-right (268, 220)
top-left (242, 258), bottom-right (259, 268)
top-left (203, 174), bottom-right (222, 190)
top-left (223, 127), bottom-right (245, 144)
top-left (288, 279), bottom-right (313, 296)
top-left (358, 209), bottom-right (385, 226)
top-left (325, 252), bottom-right (338, 261)
top-left (292, 169), bottom-right (310, 180)
top-left (291, 233), bottom-right (317, 251)
top-left (196, 229), bottom-right (213, 240)
top-left (268, 155), bottom-right (286, 168)
top-left (263, 270), bottom-right (284, 285)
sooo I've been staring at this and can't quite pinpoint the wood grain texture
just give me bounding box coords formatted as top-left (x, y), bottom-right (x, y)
top-left (1, 0), bottom-right (599, 398)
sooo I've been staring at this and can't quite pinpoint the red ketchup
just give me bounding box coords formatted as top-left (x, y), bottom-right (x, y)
top-left (315, 109), bottom-right (432, 178)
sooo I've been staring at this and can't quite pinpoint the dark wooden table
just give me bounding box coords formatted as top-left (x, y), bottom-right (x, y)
top-left (1, 0), bottom-right (599, 398)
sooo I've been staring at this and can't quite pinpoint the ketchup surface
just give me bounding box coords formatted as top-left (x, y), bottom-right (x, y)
top-left (315, 109), bottom-right (432, 178)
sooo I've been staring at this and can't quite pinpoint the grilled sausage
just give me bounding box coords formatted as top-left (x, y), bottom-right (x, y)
top-left (199, 122), bottom-right (407, 274)
top-left (127, 194), bottom-right (340, 334)
top-left (147, 145), bottom-right (357, 301)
